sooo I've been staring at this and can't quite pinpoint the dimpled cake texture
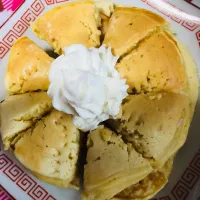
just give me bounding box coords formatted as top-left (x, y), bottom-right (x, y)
top-left (31, 0), bottom-right (101, 54)
top-left (83, 126), bottom-right (152, 200)
top-left (5, 37), bottom-right (54, 95)
top-left (82, 4), bottom-right (197, 199)
top-left (14, 110), bottom-right (81, 189)
top-left (115, 31), bottom-right (187, 94)
top-left (113, 156), bottom-right (174, 200)
top-left (0, 92), bottom-right (52, 150)
top-left (103, 7), bottom-right (167, 56)
top-left (107, 92), bottom-right (190, 168)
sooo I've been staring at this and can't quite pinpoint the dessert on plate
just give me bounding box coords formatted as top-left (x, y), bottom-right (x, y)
top-left (0, 0), bottom-right (198, 199)
top-left (115, 31), bottom-right (187, 93)
top-left (1, 37), bottom-right (81, 189)
top-left (31, 0), bottom-right (101, 54)
top-left (107, 92), bottom-right (190, 168)
top-left (83, 126), bottom-right (175, 200)
top-left (103, 7), bottom-right (167, 56)
top-left (14, 110), bottom-right (80, 189)
top-left (0, 92), bottom-right (52, 150)
top-left (5, 37), bottom-right (54, 95)
top-left (83, 126), bottom-right (152, 200)
top-left (114, 156), bottom-right (174, 200)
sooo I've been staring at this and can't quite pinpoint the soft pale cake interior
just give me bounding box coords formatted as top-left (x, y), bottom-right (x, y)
top-left (83, 126), bottom-right (152, 200)
top-left (31, 0), bottom-right (101, 54)
top-left (5, 37), bottom-right (54, 95)
top-left (116, 31), bottom-right (187, 94)
top-left (0, 92), bottom-right (52, 150)
top-left (113, 156), bottom-right (174, 200)
top-left (107, 92), bottom-right (190, 168)
top-left (14, 110), bottom-right (81, 189)
top-left (103, 7), bottom-right (167, 56)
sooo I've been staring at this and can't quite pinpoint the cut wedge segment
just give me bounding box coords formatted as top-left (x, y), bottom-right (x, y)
top-left (83, 126), bottom-right (152, 200)
top-left (14, 110), bottom-right (81, 189)
top-left (0, 92), bottom-right (52, 150)
top-left (103, 7), bottom-right (167, 56)
top-left (113, 156), bottom-right (174, 200)
top-left (107, 92), bottom-right (190, 168)
top-left (5, 37), bottom-right (54, 95)
top-left (31, 0), bottom-right (101, 54)
top-left (116, 31), bottom-right (187, 94)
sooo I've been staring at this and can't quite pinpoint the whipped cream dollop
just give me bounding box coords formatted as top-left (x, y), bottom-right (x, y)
top-left (48, 44), bottom-right (128, 132)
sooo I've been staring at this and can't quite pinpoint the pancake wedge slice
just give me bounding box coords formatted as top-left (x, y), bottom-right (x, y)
top-left (0, 92), bottom-right (52, 150)
top-left (83, 126), bottom-right (152, 200)
top-left (116, 31), bottom-right (187, 94)
top-left (103, 7), bottom-right (167, 56)
top-left (114, 157), bottom-right (174, 200)
top-left (14, 110), bottom-right (81, 189)
top-left (31, 0), bottom-right (101, 54)
top-left (5, 37), bottom-right (54, 95)
top-left (107, 92), bottom-right (190, 168)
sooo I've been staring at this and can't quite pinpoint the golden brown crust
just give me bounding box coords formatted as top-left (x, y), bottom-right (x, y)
top-left (114, 156), bottom-right (174, 200)
top-left (107, 92), bottom-right (190, 168)
top-left (31, 0), bottom-right (101, 54)
top-left (116, 31), bottom-right (187, 94)
top-left (83, 126), bottom-right (152, 200)
top-left (5, 37), bottom-right (54, 95)
top-left (0, 92), bottom-right (52, 150)
top-left (103, 7), bottom-right (167, 56)
top-left (14, 110), bottom-right (80, 189)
